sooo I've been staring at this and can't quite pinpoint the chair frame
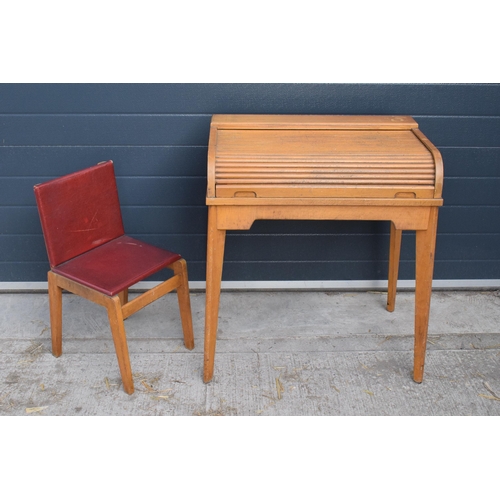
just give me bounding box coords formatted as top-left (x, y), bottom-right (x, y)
top-left (47, 258), bottom-right (194, 395)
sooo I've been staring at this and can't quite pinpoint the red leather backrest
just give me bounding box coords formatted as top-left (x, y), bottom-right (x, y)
top-left (34, 160), bottom-right (125, 267)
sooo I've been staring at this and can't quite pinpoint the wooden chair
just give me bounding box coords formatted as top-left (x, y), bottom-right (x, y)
top-left (34, 160), bottom-right (194, 394)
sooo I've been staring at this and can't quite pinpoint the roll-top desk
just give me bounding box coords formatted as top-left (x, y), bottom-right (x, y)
top-left (204, 114), bottom-right (443, 383)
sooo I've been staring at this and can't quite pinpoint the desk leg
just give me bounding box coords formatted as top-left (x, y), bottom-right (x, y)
top-left (413, 207), bottom-right (438, 383)
top-left (387, 222), bottom-right (402, 312)
top-left (204, 206), bottom-right (226, 383)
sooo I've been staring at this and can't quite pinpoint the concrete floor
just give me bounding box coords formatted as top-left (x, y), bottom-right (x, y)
top-left (1, 289), bottom-right (499, 416)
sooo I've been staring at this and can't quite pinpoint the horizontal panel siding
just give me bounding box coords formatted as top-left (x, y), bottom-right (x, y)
top-left (219, 260), bottom-right (500, 281)
top-left (2, 84), bottom-right (500, 116)
top-left (440, 148), bottom-right (500, 177)
top-left (0, 115), bottom-right (211, 145)
top-left (416, 117), bottom-right (500, 147)
top-left (0, 83), bottom-right (499, 283)
top-left (223, 234), bottom-right (500, 263)
top-left (442, 179), bottom-right (500, 206)
top-left (0, 146), bottom-right (208, 176)
top-left (1, 115), bottom-right (499, 148)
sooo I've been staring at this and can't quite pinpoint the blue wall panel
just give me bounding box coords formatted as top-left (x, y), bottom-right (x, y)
top-left (0, 83), bottom-right (499, 283)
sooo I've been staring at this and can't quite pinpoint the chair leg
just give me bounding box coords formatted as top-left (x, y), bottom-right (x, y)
top-left (171, 258), bottom-right (195, 350)
top-left (118, 288), bottom-right (129, 306)
top-left (47, 271), bottom-right (63, 357)
top-left (106, 296), bottom-right (134, 394)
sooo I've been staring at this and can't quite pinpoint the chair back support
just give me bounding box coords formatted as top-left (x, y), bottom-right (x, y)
top-left (34, 160), bottom-right (125, 267)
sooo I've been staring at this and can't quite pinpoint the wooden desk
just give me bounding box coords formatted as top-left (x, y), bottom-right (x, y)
top-left (204, 115), bottom-right (443, 383)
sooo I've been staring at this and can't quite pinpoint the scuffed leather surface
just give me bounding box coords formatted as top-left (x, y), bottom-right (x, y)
top-left (34, 160), bottom-right (124, 267)
top-left (52, 235), bottom-right (180, 296)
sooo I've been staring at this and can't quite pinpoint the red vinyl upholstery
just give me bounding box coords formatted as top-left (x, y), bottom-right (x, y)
top-left (53, 235), bottom-right (181, 296)
top-left (34, 161), bottom-right (125, 268)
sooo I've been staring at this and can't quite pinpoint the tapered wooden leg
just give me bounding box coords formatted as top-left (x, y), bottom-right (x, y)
top-left (204, 206), bottom-right (226, 383)
top-left (413, 207), bottom-right (438, 383)
top-left (47, 271), bottom-right (63, 357)
top-left (118, 289), bottom-right (128, 306)
top-left (106, 296), bottom-right (134, 394)
top-left (171, 258), bottom-right (195, 350)
top-left (387, 222), bottom-right (402, 312)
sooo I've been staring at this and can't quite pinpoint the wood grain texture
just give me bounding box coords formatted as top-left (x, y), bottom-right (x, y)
top-left (212, 114), bottom-right (418, 129)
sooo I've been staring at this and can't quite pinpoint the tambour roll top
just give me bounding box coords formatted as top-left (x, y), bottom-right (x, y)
top-left (207, 115), bottom-right (443, 202)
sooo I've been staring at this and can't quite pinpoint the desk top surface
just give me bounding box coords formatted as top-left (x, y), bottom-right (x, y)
top-left (210, 114), bottom-right (418, 129)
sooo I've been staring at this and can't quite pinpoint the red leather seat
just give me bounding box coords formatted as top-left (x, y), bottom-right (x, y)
top-left (34, 160), bottom-right (194, 394)
top-left (53, 235), bottom-right (181, 296)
